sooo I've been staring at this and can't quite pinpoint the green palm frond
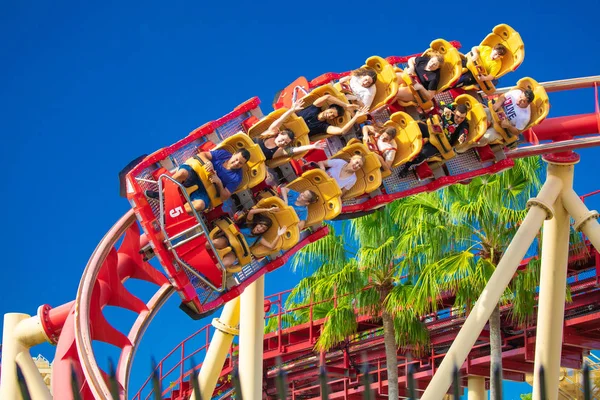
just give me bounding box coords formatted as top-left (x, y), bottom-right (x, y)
top-left (355, 286), bottom-right (383, 316)
top-left (290, 225), bottom-right (347, 273)
top-left (393, 311), bottom-right (430, 353)
top-left (315, 305), bottom-right (358, 351)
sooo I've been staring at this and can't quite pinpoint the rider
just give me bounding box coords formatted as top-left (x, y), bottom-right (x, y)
top-left (296, 94), bottom-right (368, 139)
top-left (362, 125), bottom-right (398, 174)
top-left (145, 148), bottom-right (250, 212)
top-left (318, 155), bottom-right (364, 197)
top-left (395, 54), bottom-right (444, 104)
top-left (211, 208), bottom-right (288, 268)
top-left (457, 43), bottom-right (508, 88)
top-left (441, 103), bottom-right (469, 146)
top-left (255, 98), bottom-right (328, 161)
top-left (478, 88), bottom-right (535, 146)
top-left (280, 186), bottom-right (318, 230)
top-left (337, 67), bottom-right (378, 109)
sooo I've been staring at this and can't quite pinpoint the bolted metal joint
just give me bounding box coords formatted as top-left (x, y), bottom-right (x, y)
top-left (526, 198), bottom-right (555, 220)
top-left (38, 305), bottom-right (59, 345)
top-left (573, 210), bottom-right (600, 232)
top-left (211, 318), bottom-right (239, 336)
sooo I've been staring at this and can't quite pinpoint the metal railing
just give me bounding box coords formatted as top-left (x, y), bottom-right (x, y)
top-left (14, 357), bottom-right (597, 400)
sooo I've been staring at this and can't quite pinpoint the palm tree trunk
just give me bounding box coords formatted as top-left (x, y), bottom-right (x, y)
top-left (489, 304), bottom-right (503, 400)
top-left (382, 310), bottom-right (399, 399)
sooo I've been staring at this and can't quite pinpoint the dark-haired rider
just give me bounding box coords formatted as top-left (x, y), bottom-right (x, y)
top-left (479, 88), bottom-right (535, 145)
top-left (145, 148), bottom-right (250, 212)
top-left (296, 94), bottom-right (368, 139)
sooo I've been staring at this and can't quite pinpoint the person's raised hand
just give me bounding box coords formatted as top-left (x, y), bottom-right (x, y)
top-left (314, 139), bottom-right (328, 150)
top-left (277, 226), bottom-right (287, 236)
top-left (292, 98), bottom-right (306, 111)
top-left (356, 106), bottom-right (370, 118)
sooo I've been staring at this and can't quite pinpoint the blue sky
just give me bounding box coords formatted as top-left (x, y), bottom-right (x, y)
top-left (1, 1), bottom-right (600, 398)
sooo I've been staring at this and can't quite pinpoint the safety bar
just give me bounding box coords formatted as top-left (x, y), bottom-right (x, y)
top-left (157, 174), bottom-right (227, 292)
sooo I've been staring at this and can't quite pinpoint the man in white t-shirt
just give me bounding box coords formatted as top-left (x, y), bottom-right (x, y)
top-left (478, 88), bottom-right (535, 146)
top-left (318, 155), bottom-right (364, 196)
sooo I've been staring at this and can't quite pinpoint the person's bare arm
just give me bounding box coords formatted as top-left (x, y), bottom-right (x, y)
top-left (317, 160), bottom-right (329, 170)
top-left (198, 151), bottom-right (214, 172)
top-left (470, 46), bottom-right (480, 61)
top-left (493, 94), bottom-right (506, 112)
top-left (478, 74), bottom-right (496, 82)
top-left (288, 140), bottom-right (328, 155)
top-left (209, 175), bottom-right (231, 201)
top-left (257, 226), bottom-right (287, 250)
top-left (325, 108), bottom-right (369, 136)
top-left (501, 119), bottom-right (520, 136)
top-left (264, 99), bottom-right (305, 136)
top-left (280, 186), bottom-right (290, 205)
top-left (314, 94), bottom-right (357, 111)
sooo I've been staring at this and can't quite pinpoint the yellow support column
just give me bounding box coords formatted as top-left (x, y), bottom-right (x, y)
top-left (1, 314), bottom-right (30, 400)
top-left (467, 376), bottom-right (486, 400)
top-left (562, 189), bottom-right (600, 249)
top-left (421, 175), bottom-right (562, 400)
top-left (192, 297), bottom-right (241, 400)
top-left (15, 353), bottom-right (52, 400)
top-left (532, 161), bottom-right (575, 400)
top-left (238, 276), bottom-right (265, 400)
top-left (1, 311), bottom-right (57, 400)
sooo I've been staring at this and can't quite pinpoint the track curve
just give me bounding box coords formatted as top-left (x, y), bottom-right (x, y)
top-left (52, 210), bottom-right (172, 399)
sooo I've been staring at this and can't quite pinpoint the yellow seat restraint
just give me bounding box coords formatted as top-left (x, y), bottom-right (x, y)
top-left (453, 94), bottom-right (488, 153)
top-left (464, 23), bottom-right (525, 95)
top-left (331, 142), bottom-right (382, 200)
top-left (487, 77), bottom-right (549, 146)
top-left (249, 196), bottom-right (300, 259)
top-left (382, 112), bottom-right (423, 168)
top-left (287, 169), bottom-right (342, 227)
top-left (299, 84), bottom-right (366, 141)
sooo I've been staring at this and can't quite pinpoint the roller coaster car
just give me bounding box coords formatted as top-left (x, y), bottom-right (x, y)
top-left (202, 198), bottom-right (299, 277)
top-left (287, 169), bottom-right (342, 226)
top-left (334, 56), bottom-right (399, 111)
top-left (464, 24), bottom-right (525, 95)
top-left (427, 115), bottom-right (456, 161)
top-left (181, 133), bottom-right (266, 208)
top-left (331, 142), bottom-right (383, 200)
top-left (452, 94), bottom-right (489, 153)
top-left (423, 39), bottom-right (462, 93)
top-left (300, 84), bottom-right (366, 141)
top-left (396, 68), bottom-right (432, 110)
top-left (382, 111), bottom-right (423, 168)
top-left (247, 108), bottom-right (310, 168)
top-left (396, 39), bottom-right (462, 111)
top-left (250, 196), bottom-right (300, 258)
top-left (487, 77), bottom-right (549, 146)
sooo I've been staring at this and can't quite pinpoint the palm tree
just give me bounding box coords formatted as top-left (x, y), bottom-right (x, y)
top-left (283, 211), bottom-right (429, 400)
top-left (391, 156), bottom-right (546, 399)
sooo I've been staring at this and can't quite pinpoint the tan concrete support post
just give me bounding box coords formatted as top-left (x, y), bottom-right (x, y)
top-left (15, 353), bottom-right (52, 400)
top-left (238, 276), bottom-right (265, 400)
top-left (467, 376), bottom-right (486, 400)
top-left (562, 189), bottom-right (600, 249)
top-left (533, 162), bottom-right (575, 400)
top-left (421, 176), bottom-right (562, 400)
top-left (192, 297), bottom-right (241, 400)
top-left (1, 313), bottom-right (30, 400)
